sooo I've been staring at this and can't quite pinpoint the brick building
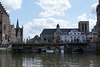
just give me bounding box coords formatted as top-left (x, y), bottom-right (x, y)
top-left (96, 0), bottom-right (100, 42)
top-left (11, 24), bottom-right (16, 43)
top-left (0, 2), bottom-right (23, 44)
top-left (0, 2), bottom-right (9, 44)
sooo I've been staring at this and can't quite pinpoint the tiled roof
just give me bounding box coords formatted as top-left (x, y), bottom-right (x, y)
top-left (41, 29), bottom-right (56, 35)
top-left (41, 28), bottom-right (79, 35)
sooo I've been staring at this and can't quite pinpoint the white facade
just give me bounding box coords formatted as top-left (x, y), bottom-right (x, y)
top-left (61, 30), bottom-right (86, 43)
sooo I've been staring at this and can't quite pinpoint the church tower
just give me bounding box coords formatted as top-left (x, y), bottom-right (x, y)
top-left (16, 19), bottom-right (20, 29)
top-left (96, 0), bottom-right (100, 42)
top-left (15, 19), bottom-right (23, 43)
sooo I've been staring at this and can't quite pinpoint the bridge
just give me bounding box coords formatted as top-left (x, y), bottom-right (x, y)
top-left (12, 43), bottom-right (89, 53)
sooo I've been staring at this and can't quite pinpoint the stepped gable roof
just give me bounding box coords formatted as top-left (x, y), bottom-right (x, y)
top-left (0, 2), bottom-right (9, 16)
top-left (41, 28), bottom-right (79, 35)
top-left (11, 25), bottom-right (13, 29)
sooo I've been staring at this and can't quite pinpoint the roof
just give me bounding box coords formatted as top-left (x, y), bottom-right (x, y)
top-left (41, 28), bottom-right (79, 35)
top-left (0, 2), bottom-right (9, 16)
top-left (11, 25), bottom-right (13, 29)
top-left (41, 29), bottom-right (56, 35)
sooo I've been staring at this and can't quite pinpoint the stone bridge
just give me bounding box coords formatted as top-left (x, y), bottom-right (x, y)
top-left (12, 43), bottom-right (89, 53)
top-left (65, 43), bottom-right (89, 52)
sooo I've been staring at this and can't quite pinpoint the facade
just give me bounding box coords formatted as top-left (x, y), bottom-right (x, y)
top-left (40, 24), bottom-right (79, 43)
top-left (11, 24), bottom-right (16, 43)
top-left (15, 20), bottom-right (23, 43)
top-left (78, 21), bottom-right (89, 33)
top-left (0, 2), bottom-right (23, 44)
top-left (61, 30), bottom-right (86, 43)
top-left (96, 0), bottom-right (100, 42)
top-left (87, 32), bottom-right (98, 42)
top-left (92, 23), bottom-right (98, 32)
top-left (0, 2), bottom-right (9, 44)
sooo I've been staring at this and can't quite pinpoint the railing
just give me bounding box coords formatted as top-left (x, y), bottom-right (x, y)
top-left (0, 43), bottom-right (11, 48)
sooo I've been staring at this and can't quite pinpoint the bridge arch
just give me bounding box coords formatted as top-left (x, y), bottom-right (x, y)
top-left (54, 47), bottom-right (61, 53)
top-left (72, 47), bottom-right (84, 52)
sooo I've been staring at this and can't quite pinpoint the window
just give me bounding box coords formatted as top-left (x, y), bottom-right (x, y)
top-left (85, 23), bottom-right (87, 32)
top-left (5, 34), bottom-right (7, 40)
top-left (4, 25), bottom-right (6, 30)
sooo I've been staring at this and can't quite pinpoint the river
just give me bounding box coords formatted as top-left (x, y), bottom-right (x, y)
top-left (0, 52), bottom-right (100, 67)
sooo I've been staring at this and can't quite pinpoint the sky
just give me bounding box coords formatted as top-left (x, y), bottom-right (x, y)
top-left (0, 0), bottom-right (98, 39)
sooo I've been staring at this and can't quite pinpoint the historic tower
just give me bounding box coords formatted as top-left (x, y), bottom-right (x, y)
top-left (15, 19), bottom-right (23, 43)
top-left (78, 21), bottom-right (89, 33)
top-left (96, 0), bottom-right (100, 42)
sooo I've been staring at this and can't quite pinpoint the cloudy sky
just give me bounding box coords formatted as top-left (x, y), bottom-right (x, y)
top-left (0, 0), bottom-right (98, 38)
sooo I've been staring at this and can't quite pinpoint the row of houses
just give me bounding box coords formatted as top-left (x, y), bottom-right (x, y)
top-left (0, 2), bottom-right (23, 44)
top-left (30, 22), bottom-right (98, 44)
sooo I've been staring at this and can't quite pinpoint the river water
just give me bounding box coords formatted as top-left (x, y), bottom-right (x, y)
top-left (0, 52), bottom-right (100, 67)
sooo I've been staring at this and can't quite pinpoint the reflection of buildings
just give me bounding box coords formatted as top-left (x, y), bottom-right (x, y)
top-left (40, 23), bottom-right (89, 43)
top-left (0, 2), bottom-right (23, 44)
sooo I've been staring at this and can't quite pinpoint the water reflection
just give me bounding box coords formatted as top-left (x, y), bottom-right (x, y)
top-left (0, 52), bottom-right (100, 67)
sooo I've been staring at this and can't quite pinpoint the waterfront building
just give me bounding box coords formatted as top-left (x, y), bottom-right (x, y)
top-left (92, 23), bottom-right (98, 32)
top-left (0, 2), bottom-right (23, 44)
top-left (28, 35), bottom-right (40, 43)
top-left (40, 24), bottom-right (79, 43)
top-left (91, 23), bottom-right (98, 42)
top-left (11, 24), bottom-right (16, 43)
top-left (60, 30), bottom-right (86, 43)
top-left (0, 2), bottom-right (9, 44)
top-left (96, 0), bottom-right (100, 43)
top-left (78, 21), bottom-right (89, 33)
top-left (87, 32), bottom-right (98, 43)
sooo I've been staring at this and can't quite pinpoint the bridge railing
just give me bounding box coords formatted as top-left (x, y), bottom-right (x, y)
top-left (0, 43), bottom-right (12, 48)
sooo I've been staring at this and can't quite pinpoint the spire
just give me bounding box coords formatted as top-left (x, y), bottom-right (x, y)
top-left (16, 19), bottom-right (20, 29)
top-left (22, 25), bottom-right (23, 28)
top-left (99, 0), bottom-right (100, 4)
top-left (56, 24), bottom-right (60, 29)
